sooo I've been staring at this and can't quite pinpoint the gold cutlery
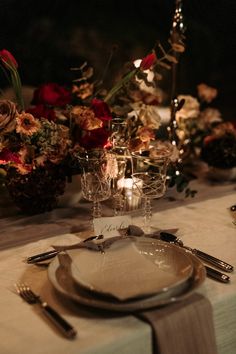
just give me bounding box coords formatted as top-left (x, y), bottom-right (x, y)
top-left (15, 283), bottom-right (77, 339)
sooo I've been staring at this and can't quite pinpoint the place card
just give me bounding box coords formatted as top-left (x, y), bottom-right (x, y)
top-left (93, 215), bottom-right (132, 238)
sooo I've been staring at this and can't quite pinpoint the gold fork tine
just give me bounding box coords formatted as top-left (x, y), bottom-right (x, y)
top-left (15, 283), bottom-right (77, 338)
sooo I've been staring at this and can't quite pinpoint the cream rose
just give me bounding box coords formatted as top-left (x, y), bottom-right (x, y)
top-left (199, 108), bottom-right (222, 128)
top-left (132, 103), bottom-right (161, 129)
top-left (176, 95), bottom-right (200, 121)
top-left (0, 99), bottom-right (18, 133)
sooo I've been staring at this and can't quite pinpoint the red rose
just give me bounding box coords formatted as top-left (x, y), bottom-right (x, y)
top-left (231, 120), bottom-right (236, 131)
top-left (79, 128), bottom-right (110, 150)
top-left (140, 53), bottom-right (156, 70)
top-left (91, 98), bottom-right (112, 121)
top-left (26, 104), bottom-right (56, 121)
top-left (203, 135), bottom-right (217, 145)
top-left (0, 49), bottom-right (18, 69)
top-left (32, 83), bottom-right (72, 107)
top-left (0, 148), bottom-right (21, 165)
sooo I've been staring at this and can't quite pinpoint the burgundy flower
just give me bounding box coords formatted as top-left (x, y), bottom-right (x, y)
top-left (79, 128), bottom-right (110, 150)
top-left (0, 49), bottom-right (18, 69)
top-left (91, 98), bottom-right (112, 121)
top-left (26, 104), bottom-right (56, 121)
top-left (0, 148), bottom-right (21, 165)
top-left (32, 83), bottom-right (72, 107)
top-left (140, 53), bottom-right (156, 70)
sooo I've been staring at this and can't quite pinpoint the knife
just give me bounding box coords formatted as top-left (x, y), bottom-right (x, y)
top-left (159, 232), bottom-right (234, 273)
top-left (26, 235), bottom-right (103, 264)
top-left (205, 266), bottom-right (230, 283)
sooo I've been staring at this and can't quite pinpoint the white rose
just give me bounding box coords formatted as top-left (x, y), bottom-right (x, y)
top-left (131, 103), bottom-right (161, 129)
top-left (199, 108), bottom-right (222, 127)
top-left (176, 95), bottom-right (200, 121)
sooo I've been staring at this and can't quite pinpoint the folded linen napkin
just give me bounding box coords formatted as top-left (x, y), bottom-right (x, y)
top-left (137, 292), bottom-right (218, 354)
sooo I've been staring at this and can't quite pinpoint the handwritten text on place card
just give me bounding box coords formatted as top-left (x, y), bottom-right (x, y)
top-left (93, 215), bottom-right (132, 238)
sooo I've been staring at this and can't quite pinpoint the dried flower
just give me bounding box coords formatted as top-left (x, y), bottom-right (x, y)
top-left (197, 83), bottom-right (217, 103)
top-left (132, 103), bottom-right (161, 129)
top-left (16, 112), bottom-right (41, 136)
top-left (199, 108), bottom-right (222, 128)
top-left (138, 126), bottom-right (155, 143)
top-left (72, 82), bottom-right (94, 100)
top-left (71, 106), bottom-right (102, 130)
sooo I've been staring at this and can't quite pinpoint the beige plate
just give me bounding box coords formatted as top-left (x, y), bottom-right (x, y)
top-left (68, 237), bottom-right (194, 301)
top-left (48, 238), bottom-right (206, 312)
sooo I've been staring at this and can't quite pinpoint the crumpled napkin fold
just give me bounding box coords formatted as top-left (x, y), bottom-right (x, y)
top-left (51, 225), bottom-right (178, 253)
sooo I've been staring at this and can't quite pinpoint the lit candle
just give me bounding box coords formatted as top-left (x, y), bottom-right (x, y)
top-left (117, 178), bottom-right (142, 211)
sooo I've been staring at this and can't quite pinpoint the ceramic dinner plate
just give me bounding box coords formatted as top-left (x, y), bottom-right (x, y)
top-left (68, 237), bottom-right (193, 301)
top-left (47, 237), bottom-right (206, 312)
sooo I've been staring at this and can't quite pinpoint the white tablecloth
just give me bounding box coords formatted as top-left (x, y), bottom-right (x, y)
top-left (0, 179), bottom-right (235, 354)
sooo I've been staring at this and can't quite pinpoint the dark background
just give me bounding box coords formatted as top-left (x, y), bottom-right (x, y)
top-left (0, 0), bottom-right (236, 118)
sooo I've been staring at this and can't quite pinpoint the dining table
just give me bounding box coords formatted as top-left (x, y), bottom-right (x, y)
top-left (0, 174), bottom-right (235, 354)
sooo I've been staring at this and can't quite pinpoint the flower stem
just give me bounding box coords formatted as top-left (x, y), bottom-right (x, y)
top-left (104, 68), bottom-right (138, 103)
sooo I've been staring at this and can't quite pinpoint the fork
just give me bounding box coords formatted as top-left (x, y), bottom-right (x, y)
top-left (15, 284), bottom-right (77, 339)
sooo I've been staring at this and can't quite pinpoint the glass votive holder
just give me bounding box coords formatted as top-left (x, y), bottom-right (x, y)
top-left (117, 177), bottom-right (142, 212)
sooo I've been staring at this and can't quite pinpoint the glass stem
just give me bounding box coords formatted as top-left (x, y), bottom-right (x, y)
top-left (144, 197), bottom-right (152, 232)
top-left (92, 201), bottom-right (102, 218)
top-left (113, 194), bottom-right (124, 216)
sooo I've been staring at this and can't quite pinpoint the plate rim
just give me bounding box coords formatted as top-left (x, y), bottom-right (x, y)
top-left (47, 238), bottom-right (206, 312)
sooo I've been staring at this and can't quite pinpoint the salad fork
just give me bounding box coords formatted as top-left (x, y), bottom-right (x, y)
top-left (15, 283), bottom-right (77, 339)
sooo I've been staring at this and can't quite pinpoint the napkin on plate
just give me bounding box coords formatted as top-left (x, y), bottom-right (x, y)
top-left (137, 293), bottom-right (218, 354)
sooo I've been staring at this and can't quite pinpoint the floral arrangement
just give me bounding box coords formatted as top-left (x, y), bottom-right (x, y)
top-left (174, 83), bottom-right (236, 173)
top-left (173, 83), bottom-right (236, 180)
top-left (0, 51), bottom-right (71, 175)
top-left (0, 42), bottom-right (189, 208)
top-left (0, 48), bottom-right (176, 166)
top-left (0, 99), bottom-right (71, 174)
top-left (200, 121), bottom-right (236, 170)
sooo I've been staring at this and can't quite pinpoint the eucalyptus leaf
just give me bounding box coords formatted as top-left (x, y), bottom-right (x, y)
top-left (165, 54), bottom-right (178, 64)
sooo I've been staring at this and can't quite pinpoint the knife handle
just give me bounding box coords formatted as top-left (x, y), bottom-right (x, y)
top-left (205, 266), bottom-right (230, 283)
top-left (193, 249), bottom-right (234, 273)
top-left (27, 250), bottom-right (59, 263)
top-left (41, 302), bottom-right (77, 339)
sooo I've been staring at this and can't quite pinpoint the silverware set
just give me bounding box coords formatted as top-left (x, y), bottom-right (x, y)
top-left (159, 232), bottom-right (233, 283)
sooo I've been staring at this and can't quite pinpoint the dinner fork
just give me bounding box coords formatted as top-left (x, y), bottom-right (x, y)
top-left (15, 283), bottom-right (77, 339)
